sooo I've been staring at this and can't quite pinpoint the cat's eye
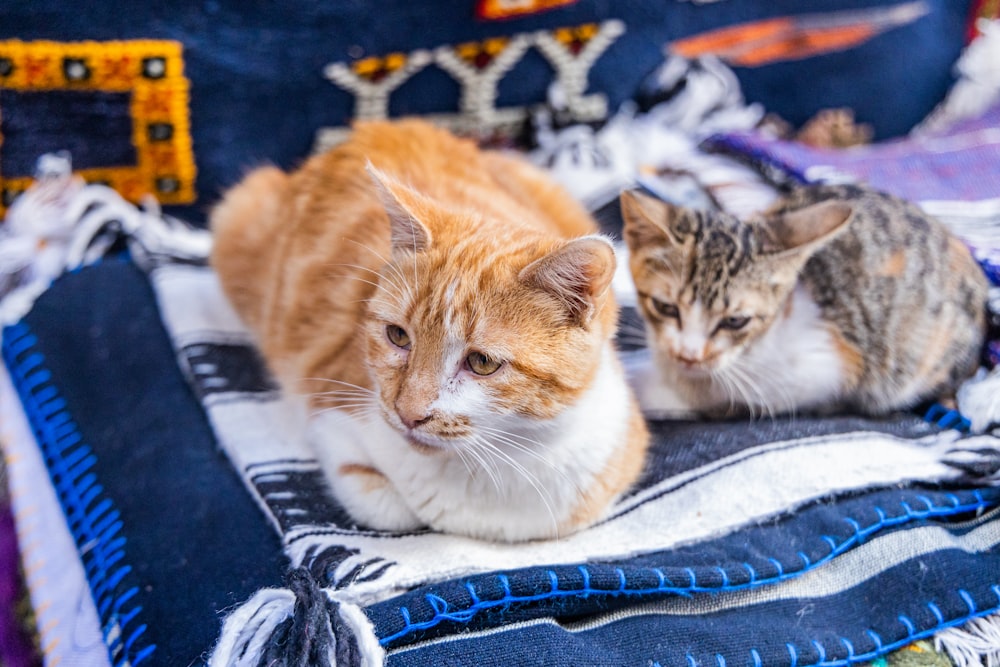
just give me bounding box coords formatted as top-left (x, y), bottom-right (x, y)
top-left (717, 316), bottom-right (750, 331)
top-left (650, 297), bottom-right (679, 320)
top-left (386, 324), bottom-right (411, 350)
top-left (466, 351), bottom-right (502, 376)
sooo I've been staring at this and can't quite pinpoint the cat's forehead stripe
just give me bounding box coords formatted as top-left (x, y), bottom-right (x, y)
top-left (442, 278), bottom-right (459, 333)
top-left (673, 211), bottom-right (755, 310)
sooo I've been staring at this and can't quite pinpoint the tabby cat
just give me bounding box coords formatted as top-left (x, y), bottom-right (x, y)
top-left (211, 120), bottom-right (649, 542)
top-left (621, 184), bottom-right (989, 419)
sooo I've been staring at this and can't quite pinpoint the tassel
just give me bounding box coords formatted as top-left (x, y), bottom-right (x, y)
top-left (935, 613), bottom-right (1000, 667)
top-left (209, 568), bottom-right (384, 667)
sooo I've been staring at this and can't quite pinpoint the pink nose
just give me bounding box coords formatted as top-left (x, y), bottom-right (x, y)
top-left (677, 353), bottom-right (702, 366)
top-left (397, 406), bottom-right (433, 430)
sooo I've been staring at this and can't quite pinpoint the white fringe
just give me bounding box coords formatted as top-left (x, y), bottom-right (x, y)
top-left (209, 588), bottom-right (297, 667)
top-left (0, 152), bottom-right (211, 325)
top-left (935, 613), bottom-right (1000, 667)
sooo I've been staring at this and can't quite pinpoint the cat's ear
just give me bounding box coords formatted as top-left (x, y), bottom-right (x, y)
top-left (761, 200), bottom-right (853, 284)
top-left (366, 163), bottom-right (432, 255)
top-left (768, 200), bottom-right (853, 257)
top-left (519, 235), bottom-right (616, 326)
top-left (620, 189), bottom-right (686, 249)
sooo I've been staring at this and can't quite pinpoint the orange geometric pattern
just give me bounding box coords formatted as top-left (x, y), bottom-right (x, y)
top-left (476, 0), bottom-right (577, 21)
top-left (671, 3), bottom-right (929, 68)
top-left (0, 39), bottom-right (196, 214)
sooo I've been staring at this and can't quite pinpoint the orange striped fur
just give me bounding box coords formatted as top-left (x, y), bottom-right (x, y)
top-left (211, 119), bottom-right (648, 541)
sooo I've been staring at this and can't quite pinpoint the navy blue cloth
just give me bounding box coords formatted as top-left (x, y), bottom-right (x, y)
top-left (0, 0), bottom-right (972, 221)
top-left (368, 486), bottom-right (1000, 662)
top-left (0, 89), bottom-right (136, 176)
top-left (2, 260), bottom-right (287, 666)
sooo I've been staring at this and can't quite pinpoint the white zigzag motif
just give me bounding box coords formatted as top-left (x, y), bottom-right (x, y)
top-left (314, 20), bottom-right (625, 151)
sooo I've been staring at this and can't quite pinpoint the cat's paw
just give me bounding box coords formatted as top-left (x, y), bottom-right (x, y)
top-left (307, 412), bottom-right (424, 533)
top-left (625, 357), bottom-right (700, 419)
top-left (330, 462), bottom-right (424, 532)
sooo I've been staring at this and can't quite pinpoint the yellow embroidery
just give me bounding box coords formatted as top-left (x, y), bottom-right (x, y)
top-left (0, 39), bottom-right (196, 214)
top-left (351, 53), bottom-right (409, 82)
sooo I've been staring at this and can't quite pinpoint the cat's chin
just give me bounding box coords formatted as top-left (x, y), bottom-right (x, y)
top-left (401, 432), bottom-right (454, 455)
top-left (671, 361), bottom-right (716, 379)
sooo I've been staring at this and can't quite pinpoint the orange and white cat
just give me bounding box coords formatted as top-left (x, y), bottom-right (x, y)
top-left (211, 120), bottom-right (649, 542)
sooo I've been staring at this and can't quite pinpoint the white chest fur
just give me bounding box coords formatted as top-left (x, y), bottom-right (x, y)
top-left (307, 342), bottom-right (633, 542)
top-left (630, 285), bottom-right (846, 417)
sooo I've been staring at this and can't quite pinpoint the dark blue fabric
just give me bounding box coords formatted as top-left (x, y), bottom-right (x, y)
top-left (0, 0), bottom-right (972, 221)
top-left (384, 543), bottom-right (1000, 666)
top-left (3, 323), bottom-right (156, 667)
top-left (5, 260), bottom-right (287, 666)
top-left (0, 89), bottom-right (137, 177)
top-left (367, 487), bottom-right (1000, 652)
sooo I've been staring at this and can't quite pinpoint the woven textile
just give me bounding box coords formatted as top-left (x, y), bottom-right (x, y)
top-left (704, 102), bottom-right (1000, 204)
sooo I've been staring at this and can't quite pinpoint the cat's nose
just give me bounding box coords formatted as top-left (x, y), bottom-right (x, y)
top-left (397, 407), bottom-right (433, 430)
top-left (677, 352), bottom-right (702, 367)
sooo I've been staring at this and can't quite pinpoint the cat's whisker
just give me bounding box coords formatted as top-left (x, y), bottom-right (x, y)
top-left (475, 426), bottom-right (583, 494)
top-left (327, 273), bottom-right (405, 301)
top-left (470, 433), bottom-right (559, 535)
top-left (343, 239), bottom-right (417, 304)
top-left (326, 261), bottom-right (408, 298)
top-left (709, 368), bottom-right (740, 416)
top-left (310, 396), bottom-right (373, 407)
top-left (459, 436), bottom-right (504, 496)
top-left (731, 365), bottom-right (768, 420)
top-left (313, 395), bottom-right (373, 406)
top-left (729, 362), bottom-right (779, 422)
top-left (302, 377), bottom-right (374, 393)
top-left (732, 356), bottom-right (796, 421)
top-left (475, 425), bottom-right (550, 450)
top-left (312, 388), bottom-right (374, 399)
top-left (452, 446), bottom-right (476, 480)
top-left (719, 366), bottom-right (759, 420)
top-left (309, 404), bottom-right (380, 420)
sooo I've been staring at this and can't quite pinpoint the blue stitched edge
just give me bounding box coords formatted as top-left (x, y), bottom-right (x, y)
top-left (380, 489), bottom-right (995, 647)
top-left (776, 589), bottom-right (1000, 667)
top-left (922, 403), bottom-right (972, 433)
top-left (2, 321), bottom-right (156, 667)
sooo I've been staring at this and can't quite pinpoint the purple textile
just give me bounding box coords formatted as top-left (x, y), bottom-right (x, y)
top-left (0, 501), bottom-right (38, 667)
top-left (705, 104), bottom-right (1000, 203)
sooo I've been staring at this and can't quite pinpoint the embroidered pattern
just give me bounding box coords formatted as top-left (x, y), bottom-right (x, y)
top-left (2, 322), bottom-right (155, 666)
top-left (315, 20), bottom-right (624, 151)
top-left (476, 0), bottom-right (579, 21)
top-left (0, 40), bottom-right (196, 216)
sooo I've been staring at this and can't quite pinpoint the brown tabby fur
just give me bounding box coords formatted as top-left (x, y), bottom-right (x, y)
top-left (622, 184), bottom-right (989, 417)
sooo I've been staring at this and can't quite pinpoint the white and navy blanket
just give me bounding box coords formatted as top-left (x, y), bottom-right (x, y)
top-left (3, 157), bottom-right (1000, 666)
top-left (149, 204), bottom-right (1000, 667)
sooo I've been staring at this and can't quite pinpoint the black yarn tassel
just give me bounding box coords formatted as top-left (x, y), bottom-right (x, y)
top-left (255, 567), bottom-right (363, 667)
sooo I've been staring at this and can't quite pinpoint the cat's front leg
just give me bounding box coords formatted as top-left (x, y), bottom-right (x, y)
top-left (307, 412), bottom-right (423, 532)
top-left (622, 349), bottom-right (701, 419)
